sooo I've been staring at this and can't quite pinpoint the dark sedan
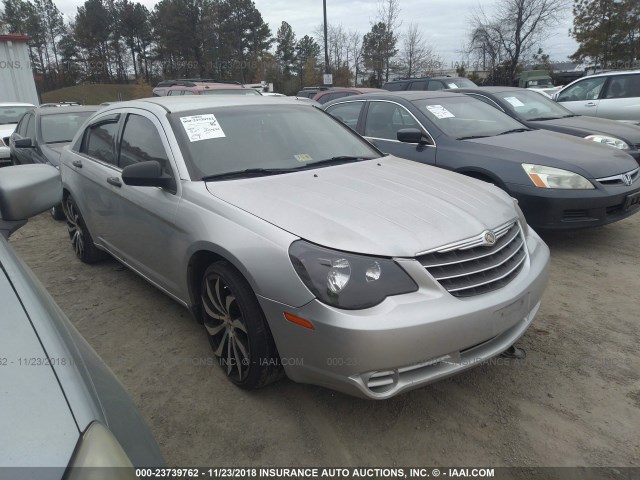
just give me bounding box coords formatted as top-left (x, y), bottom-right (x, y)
top-left (10, 105), bottom-right (98, 219)
top-left (455, 86), bottom-right (640, 163)
top-left (324, 91), bottom-right (640, 229)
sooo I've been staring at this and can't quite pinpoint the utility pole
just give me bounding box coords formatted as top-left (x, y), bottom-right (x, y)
top-left (323, 0), bottom-right (331, 86)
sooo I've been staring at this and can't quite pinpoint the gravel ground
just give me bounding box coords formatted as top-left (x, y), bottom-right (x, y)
top-left (10, 212), bottom-right (640, 469)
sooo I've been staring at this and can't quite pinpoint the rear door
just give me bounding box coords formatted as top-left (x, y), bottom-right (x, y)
top-left (597, 73), bottom-right (640, 122)
top-left (362, 100), bottom-right (437, 165)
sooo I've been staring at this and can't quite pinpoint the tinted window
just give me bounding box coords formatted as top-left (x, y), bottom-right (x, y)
top-left (169, 105), bottom-right (380, 179)
top-left (427, 81), bottom-right (443, 91)
top-left (413, 97), bottom-right (526, 139)
top-left (119, 114), bottom-right (172, 176)
top-left (82, 121), bottom-right (119, 164)
top-left (326, 102), bottom-right (364, 130)
top-left (40, 112), bottom-right (94, 143)
top-left (408, 81), bottom-right (426, 91)
top-left (557, 77), bottom-right (606, 102)
top-left (383, 82), bottom-right (404, 91)
top-left (364, 101), bottom-right (421, 140)
top-left (603, 74), bottom-right (640, 99)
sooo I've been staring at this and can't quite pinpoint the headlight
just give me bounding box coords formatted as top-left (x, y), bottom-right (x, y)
top-left (64, 422), bottom-right (136, 479)
top-left (584, 134), bottom-right (629, 150)
top-left (289, 240), bottom-right (417, 309)
top-left (522, 164), bottom-right (594, 189)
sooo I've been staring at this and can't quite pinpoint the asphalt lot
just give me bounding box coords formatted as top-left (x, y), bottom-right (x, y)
top-left (10, 212), bottom-right (640, 469)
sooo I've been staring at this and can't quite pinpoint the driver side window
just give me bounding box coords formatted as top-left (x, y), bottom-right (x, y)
top-left (558, 77), bottom-right (606, 102)
top-left (364, 102), bottom-right (421, 141)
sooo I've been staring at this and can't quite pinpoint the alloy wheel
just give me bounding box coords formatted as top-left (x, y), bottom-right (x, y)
top-left (64, 198), bottom-right (85, 259)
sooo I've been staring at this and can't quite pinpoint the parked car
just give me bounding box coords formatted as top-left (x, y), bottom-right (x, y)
top-left (324, 91), bottom-right (640, 229)
top-left (295, 86), bottom-right (331, 98)
top-left (0, 164), bottom-right (164, 473)
top-left (10, 105), bottom-right (98, 219)
top-left (383, 76), bottom-right (477, 91)
top-left (553, 70), bottom-right (640, 124)
top-left (312, 87), bottom-right (385, 105)
top-left (159, 80), bottom-right (261, 97)
top-left (153, 79), bottom-right (244, 96)
top-left (0, 102), bottom-right (35, 167)
top-left (455, 86), bottom-right (640, 162)
top-left (60, 95), bottom-right (550, 399)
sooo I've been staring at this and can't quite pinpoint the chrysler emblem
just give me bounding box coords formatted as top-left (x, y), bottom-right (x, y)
top-left (483, 231), bottom-right (497, 246)
top-left (622, 173), bottom-right (633, 186)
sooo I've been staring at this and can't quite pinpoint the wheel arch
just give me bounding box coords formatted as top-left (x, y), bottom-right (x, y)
top-left (455, 167), bottom-right (509, 191)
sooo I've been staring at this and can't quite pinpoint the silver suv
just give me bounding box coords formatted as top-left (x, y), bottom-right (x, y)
top-left (554, 70), bottom-right (640, 124)
top-left (60, 96), bottom-right (550, 399)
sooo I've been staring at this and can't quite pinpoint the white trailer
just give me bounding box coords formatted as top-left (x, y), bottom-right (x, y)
top-left (0, 35), bottom-right (39, 105)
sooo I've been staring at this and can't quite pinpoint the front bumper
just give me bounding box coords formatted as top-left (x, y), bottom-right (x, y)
top-left (507, 182), bottom-right (640, 229)
top-left (258, 228), bottom-right (550, 399)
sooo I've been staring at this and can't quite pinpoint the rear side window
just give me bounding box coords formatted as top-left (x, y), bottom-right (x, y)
top-left (603, 74), bottom-right (640, 99)
top-left (119, 114), bottom-right (172, 176)
top-left (82, 121), bottom-right (119, 165)
top-left (383, 82), bottom-right (404, 91)
top-left (183, 90), bottom-right (196, 95)
top-left (408, 81), bottom-right (426, 91)
top-left (427, 81), bottom-right (444, 91)
top-left (326, 102), bottom-right (364, 130)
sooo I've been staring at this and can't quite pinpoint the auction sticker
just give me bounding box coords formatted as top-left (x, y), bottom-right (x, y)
top-left (426, 105), bottom-right (455, 119)
top-left (504, 96), bottom-right (525, 107)
top-left (180, 114), bottom-right (226, 142)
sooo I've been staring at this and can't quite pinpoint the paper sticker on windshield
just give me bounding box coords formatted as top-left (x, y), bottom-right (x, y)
top-left (426, 105), bottom-right (455, 119)
top-left (294, 153), bottom-right (313, 162)
top-left (180, 114), bottom-right (225, 142)
top-left (447, 83), bottom-right (459, 89)
top-left (504, 96), bottom-right (525, 107)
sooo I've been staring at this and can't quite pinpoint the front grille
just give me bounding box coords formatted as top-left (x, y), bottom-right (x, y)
top-left (417, 222), bottom-right (526, 298)
top-left (597, 167), bottom-right (639, 186)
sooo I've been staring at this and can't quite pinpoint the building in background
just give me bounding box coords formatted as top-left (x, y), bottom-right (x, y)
top-left (0, 35), bottom-right (39, 105)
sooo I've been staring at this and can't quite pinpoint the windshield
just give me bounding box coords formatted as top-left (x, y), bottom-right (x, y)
top-left (200, 89), bottom-right (261, 96)
top-left (0, 106), bottom-right (32, 125)
top-left (526, 79), bottom-right (554, 87)
top-left (40, 111), bottom-right (94, 143)
top-left (413, 96), bottom-right (526, 139)
top-left (495, 90), bottom-right (573, 121)
top-left (170, 105), bottom-right (381, 179)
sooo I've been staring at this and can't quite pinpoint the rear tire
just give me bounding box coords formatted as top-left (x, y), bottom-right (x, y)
top-left (201, 261), bottom-right (283, 389)
top-left (63, 195), bottom-right (107, 264)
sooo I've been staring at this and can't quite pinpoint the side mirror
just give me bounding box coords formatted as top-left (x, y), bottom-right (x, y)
top-left (122, 161), bottom-right (176, 192)
top-left (0, 164), bottom-right (62, 237)
top-left (15, 137), bottom-right (34, 148)
top-left (397, 128), bottom-right (429, 145)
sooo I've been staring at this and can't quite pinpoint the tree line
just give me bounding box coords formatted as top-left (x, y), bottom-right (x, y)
top-left (0, 0), bottom-right (638, 94)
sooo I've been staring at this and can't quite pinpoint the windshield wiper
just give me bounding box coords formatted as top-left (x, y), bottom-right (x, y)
top-left (202, 167), bottom-right (299, 181)
top-left (303, 156), bottom-right (376, 168)
top-left (527, 116), bottom-right (561, 121)
top-left (456, 135), bottom-right (490, 140)
top-left (497, 128), bottom-right (531, 135)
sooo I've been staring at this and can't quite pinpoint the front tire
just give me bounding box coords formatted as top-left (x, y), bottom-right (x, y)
top-left (201, 261), bottom-right (283, 389)
top-left (50, 202), bottom-right (65, 221)
top-left (63, 195), bottom-right (107, 263)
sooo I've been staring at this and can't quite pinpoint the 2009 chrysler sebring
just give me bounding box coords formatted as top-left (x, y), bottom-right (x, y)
top-left (60, 96), bottom-right (550, 399)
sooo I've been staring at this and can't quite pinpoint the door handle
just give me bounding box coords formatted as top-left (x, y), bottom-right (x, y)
top-left (585, 102), bottom-right (597, 107)
top-left (72, 160), bottom-right (83, 168)
top-left (107, 177), bottom-right (122, 187)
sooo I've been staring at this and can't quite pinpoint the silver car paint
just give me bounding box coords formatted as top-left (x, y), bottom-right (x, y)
top-left (61, 97), bottom-right (550, 398)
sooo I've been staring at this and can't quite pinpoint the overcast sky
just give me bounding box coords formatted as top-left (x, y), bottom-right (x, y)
top-left (57, 0), bottom-right (579, 65)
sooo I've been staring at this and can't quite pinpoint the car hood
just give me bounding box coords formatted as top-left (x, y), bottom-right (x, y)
top-left (0, 123), bottom-right (17, 138)
top-left (531, 116), bottom-right (640, 146)
top-left (467, 129), bottom-right (638, 178)
top-left (0, 268), bottom-right (78, 468)
top-left (40, 143), bottom-right (69, 167)
top-left (206, 156), bottom-right (517, 257)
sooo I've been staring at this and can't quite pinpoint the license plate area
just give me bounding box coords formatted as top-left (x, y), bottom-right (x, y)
top-left (624, 191), bottom-right (640, 212)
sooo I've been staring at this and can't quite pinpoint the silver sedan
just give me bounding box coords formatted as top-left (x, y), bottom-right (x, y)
top-left (60, 96), bottom-right (550, 399)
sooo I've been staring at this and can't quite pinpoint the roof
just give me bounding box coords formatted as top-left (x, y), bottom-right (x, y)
top-left (350, 90), bottom-right (464, 101)
top-left (0, 102), bottom-right (36, 107)
top-left (35, 105), bottom-right (100, 116)
top-left (585, 69), bottom-right (640, 78)
top-left (101, 95), bottom-right (317, 114)
top-left (0, 34), bottom-right (29, 43)
top-left (454, 87), bottom-right (522, 94)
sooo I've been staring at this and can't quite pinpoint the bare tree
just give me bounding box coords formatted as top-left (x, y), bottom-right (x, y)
top-left (348, 30), bottom-right (363, 85)
top-left (400, 23), bottom-right (435, 78)
top-left (375, 0), bottom-right (401, 82)
top-left (467, 0), bottom-right (570, 84)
